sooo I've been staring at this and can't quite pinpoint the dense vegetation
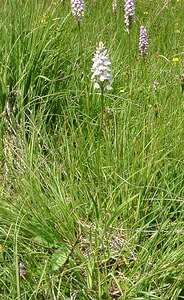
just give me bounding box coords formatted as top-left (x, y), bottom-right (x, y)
top-left (0, 0), bottom-right (183, 299)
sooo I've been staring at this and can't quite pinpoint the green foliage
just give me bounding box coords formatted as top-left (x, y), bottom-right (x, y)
top-left (0, 0), bottom-right (184, 299)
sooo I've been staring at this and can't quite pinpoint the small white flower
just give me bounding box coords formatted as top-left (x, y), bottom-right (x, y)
top-left (91, 42), bottom-right (113, 90)
top-left (153, 80), bottom-right (159, 92)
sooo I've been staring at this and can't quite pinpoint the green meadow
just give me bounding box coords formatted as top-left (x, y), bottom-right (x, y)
top-left (0, 0), bottom-right (183, 299)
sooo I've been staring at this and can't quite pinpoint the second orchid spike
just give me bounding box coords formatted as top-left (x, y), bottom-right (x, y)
top-left (124, 0), bottom-right (135, 33)
top-left (139, 26), bottom-right (148, 56)
top-left (71, 0), bottom-right (85, 21)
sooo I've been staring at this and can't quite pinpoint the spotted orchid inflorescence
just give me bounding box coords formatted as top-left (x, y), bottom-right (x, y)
top-left (19, 262), bottom-right (26, 278)
top-left (71, 0), bottom-right (85, 21)
top-left (139, 26), bottom-right (148, 56)
top-left (124, 0), bottom-right (135, 33)
top-left (91, 42), bottom-right (113, 91)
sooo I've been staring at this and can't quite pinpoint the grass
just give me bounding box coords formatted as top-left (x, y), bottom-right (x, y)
top-left (0, 0), bottom-right (184, 299)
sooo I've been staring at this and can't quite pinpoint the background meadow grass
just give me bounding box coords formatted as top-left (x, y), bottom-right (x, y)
top-left (0, 0), bottom-right (184, 299)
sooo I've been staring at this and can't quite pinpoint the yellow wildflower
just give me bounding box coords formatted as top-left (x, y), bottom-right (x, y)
top-left (175, 29), bottom-right (180, 33)
top-left (143, 11), bottom-right (148, 15)
top-left (39, 14), bottom-right (47, 24)
top-left (172, 57), bottom-right (179, 62)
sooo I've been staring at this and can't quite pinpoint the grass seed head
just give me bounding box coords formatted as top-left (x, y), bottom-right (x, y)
top-left (112, 0), bottom-right (117, 16)
top-left (180, 74), bottom-right (184, 92)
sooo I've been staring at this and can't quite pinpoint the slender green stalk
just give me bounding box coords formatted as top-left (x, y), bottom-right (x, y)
top-left (128, 33), bottom-right (131, 67)
top-left (78, 20), bottom-right (82, 63)
top-left (100, 85), bottom-right (104, 134)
